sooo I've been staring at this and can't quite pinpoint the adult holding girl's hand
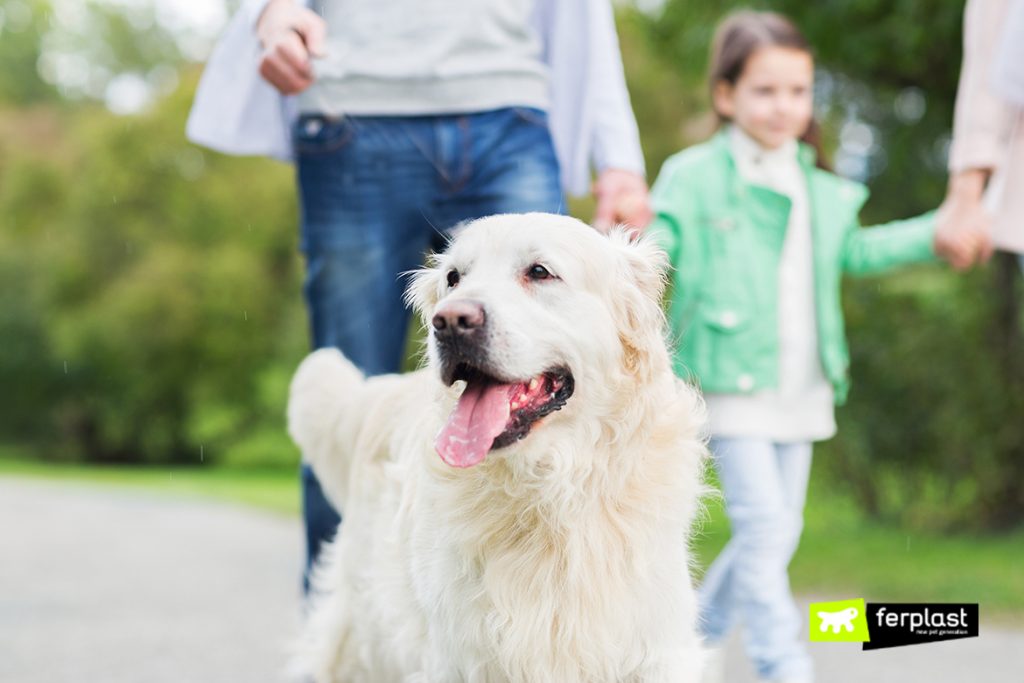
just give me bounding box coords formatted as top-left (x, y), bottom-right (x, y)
top-left (256, 0), bottom-right (326, 95)
top-left (935, 170), bottom-right (994, 271)
top-left (593, 168), bottom-right (653, 233)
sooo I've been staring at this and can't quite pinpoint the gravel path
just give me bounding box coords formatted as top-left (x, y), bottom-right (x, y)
top-left (0, 477), bottom-right (302, 683)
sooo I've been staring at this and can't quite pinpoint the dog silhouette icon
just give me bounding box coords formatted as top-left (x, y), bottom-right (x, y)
top-left (817, 607), bottom-right (859, 633)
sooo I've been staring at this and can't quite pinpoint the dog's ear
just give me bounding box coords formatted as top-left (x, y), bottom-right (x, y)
top-left (607, 228), bottom-right (669, 303)
top-left (606, 228), bottom-right (670, 381)
top-left (404, 254), bottom-right (444, 324)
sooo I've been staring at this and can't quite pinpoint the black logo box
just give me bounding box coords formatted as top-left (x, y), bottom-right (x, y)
top-left (863, 603), bottom-right (979, 650)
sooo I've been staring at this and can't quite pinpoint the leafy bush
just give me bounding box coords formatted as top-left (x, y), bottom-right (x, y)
top-left (1, 74), bottom-right (307, 465)
top-left (824, 259), bottom-right (1024, 532)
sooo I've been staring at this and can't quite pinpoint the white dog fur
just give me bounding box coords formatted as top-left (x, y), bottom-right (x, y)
top-left (288, 213), bottom-right (707, 682)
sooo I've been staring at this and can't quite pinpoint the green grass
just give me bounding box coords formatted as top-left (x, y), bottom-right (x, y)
top-left (3, 452), bottom-right (1021, 622)
top-left (0, 455), bottom-right (299, 516)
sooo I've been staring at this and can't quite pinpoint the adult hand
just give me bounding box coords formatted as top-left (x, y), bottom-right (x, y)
top-left (256, 0), bottom-right (327, 95)
top-left (935, 170), bottom-right (994, 270)
top-left (592, 169), bottom-right (653, 234)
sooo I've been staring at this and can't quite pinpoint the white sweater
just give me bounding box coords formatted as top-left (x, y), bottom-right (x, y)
top-left (705, 127), bottom-right (837, 443)
top-left (299, 0), bottom-right (549, 116)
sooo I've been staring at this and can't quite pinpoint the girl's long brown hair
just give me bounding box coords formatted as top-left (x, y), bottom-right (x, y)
top-left (709, 10), bottom-right (830, 171)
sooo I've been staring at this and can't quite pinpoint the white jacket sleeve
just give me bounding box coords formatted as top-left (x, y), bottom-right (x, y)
top-left (948, 0), bottom-right (1014, 173)
top-left (584, 0), bottom-right (646, 178)
top-left (993, 0), bottom-right (1024, 108)
top-left (185, 0), bottom-right (296, 160)
top-left (540, 0), bottom-right (646, 196)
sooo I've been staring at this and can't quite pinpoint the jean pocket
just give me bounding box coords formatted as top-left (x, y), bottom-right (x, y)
top-left (510, 106), bottom-right (550, 129)
top-left (293, 115), bottom-right (355, 156)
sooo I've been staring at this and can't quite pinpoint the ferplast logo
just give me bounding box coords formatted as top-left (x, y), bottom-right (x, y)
top-left (810, 600), bottom-right (979, 650)
top-left (862, 603), bottom-right (979, 650)
top-left (809, 599), bottom-right (870, 643)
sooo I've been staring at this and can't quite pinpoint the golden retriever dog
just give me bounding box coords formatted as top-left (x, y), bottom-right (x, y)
top-left (287, 213), bottom-right (707, 682)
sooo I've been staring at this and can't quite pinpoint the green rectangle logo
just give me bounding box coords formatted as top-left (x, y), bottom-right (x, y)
top-left (809, 599), bottom-right (870, 642)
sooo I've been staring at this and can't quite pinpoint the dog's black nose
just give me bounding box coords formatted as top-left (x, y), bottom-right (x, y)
top-left (432, 299), bottom-right (485, 337)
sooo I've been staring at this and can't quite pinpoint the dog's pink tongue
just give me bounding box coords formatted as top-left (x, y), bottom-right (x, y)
top-left (436, 380), bottom-right (514, 467)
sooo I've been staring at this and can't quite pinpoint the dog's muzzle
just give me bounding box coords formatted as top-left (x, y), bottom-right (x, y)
top-left (432, 299), bottom-right (491, 385)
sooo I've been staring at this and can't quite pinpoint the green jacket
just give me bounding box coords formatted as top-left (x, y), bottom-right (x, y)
top-left (648, 131), bottom-right (938, 404)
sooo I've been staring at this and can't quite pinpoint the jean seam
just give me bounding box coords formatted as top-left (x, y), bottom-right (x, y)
top-left (510, 106), bottom-right (549, 128)
top-left (447, 115), bottom-right (472, 194)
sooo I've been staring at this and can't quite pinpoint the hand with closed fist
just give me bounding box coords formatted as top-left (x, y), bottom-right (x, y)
top-left (256, 0), bottom-right (327, 95)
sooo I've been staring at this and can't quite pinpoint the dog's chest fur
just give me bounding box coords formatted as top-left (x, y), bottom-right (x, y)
top-left (409, 446), bottom-right (694, 682)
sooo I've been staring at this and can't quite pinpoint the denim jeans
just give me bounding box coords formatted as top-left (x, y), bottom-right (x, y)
top-left (293, 107), bottom-right (563, 592)
top-left (700, 437), bottom-right (814, 683)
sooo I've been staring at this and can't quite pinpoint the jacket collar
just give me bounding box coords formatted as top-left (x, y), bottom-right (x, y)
top-left (712, 127), bottom-right (818, 172)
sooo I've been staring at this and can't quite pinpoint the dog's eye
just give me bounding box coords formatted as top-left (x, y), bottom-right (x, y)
top-left (446, 269), bottom-right (460, 288)
top-left (527, 264), bottom-right (554, 281)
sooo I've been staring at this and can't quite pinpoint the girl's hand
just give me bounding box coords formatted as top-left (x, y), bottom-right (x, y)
top-left (935, 170), bottom-right (994, 271)
top-left (593, 169), bottom-right (653, 234)
top-left (256, 0), bottom-right (327, 95)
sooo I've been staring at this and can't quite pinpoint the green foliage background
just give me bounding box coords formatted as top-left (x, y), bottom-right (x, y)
top-left (1, 74), bottom-right (305, 467)
top-left (0, 0), bottom-right (1021, 532)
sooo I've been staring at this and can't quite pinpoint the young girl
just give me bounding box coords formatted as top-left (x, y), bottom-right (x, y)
top-left (646, 11), bottom-right (947, 683)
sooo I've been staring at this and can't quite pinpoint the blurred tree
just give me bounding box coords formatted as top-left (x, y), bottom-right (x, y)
top-left (0, 0), bottom-right (58, 104)
top-left (1, 0), bottom-right (224, 112)
top-left (639, 0), bottom-right (961, 211)
top-left (0, 73), bottom-right (307, 466)
top-left (38, 0), bottom-right (189, 109)
top-left (0, 0), bottom-right (306, 467)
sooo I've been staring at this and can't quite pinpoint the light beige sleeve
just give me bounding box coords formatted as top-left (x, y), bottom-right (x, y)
top-left (948, 0), bottom-right (1016, 173)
